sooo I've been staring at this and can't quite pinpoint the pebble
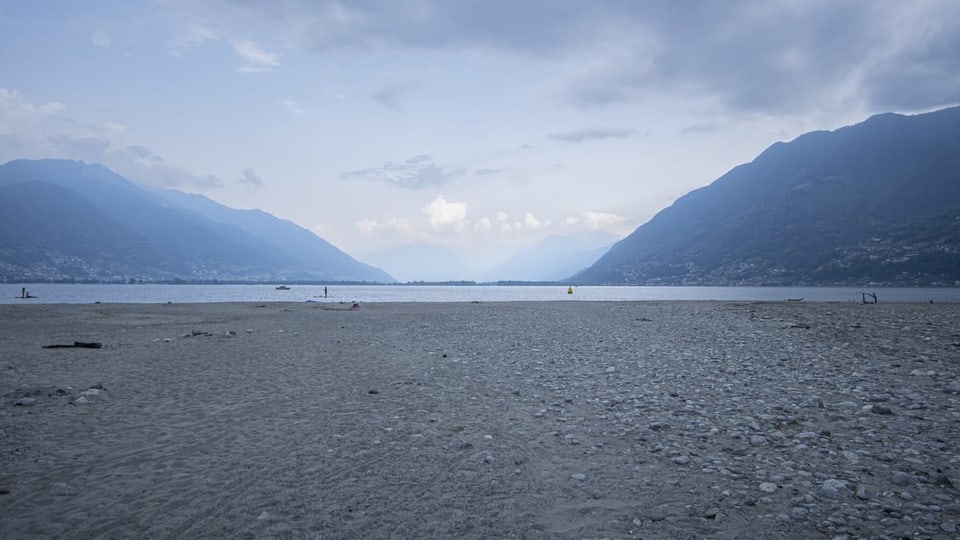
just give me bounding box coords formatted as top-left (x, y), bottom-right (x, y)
top-left (672, 455), bottom-right (690, 465)
top-left (570, 473), bottom-right (586, 481)
top-left (759, 482), bottom-right (778, 493)
top-left (14, 397), bottom-right (38, 406)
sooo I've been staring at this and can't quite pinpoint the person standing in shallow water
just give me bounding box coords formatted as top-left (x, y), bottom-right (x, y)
top-left (324, 286), bottom-right (328, 298)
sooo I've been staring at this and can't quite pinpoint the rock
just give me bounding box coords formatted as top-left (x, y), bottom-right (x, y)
top-left (750, 435), bottom-right (767, 446)
top-left (870, 404), bottom-right (894, 415)
top-left (673, 455), bottom-right (690, 465)
top-left (14, 397), bottom-right (38, 406)
top-left (704, 507), bottom-right (720, 519)
top-left (942, 503), bottom-right (960, 515)
top-left (571, 473), bottom-right (586, 481)
top-left (819, 478), bottom-right (848, 498)
top-left (943, 522), bottom-right (958, 533)
top-left (759, 482), bottom-right (778, 493)
top-left (890, 471), bottom-right (913, 486)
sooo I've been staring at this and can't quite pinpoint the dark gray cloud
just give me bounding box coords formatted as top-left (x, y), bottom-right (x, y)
top-left (548, 127), bottom-right (639, 143)
top-left (210, 0), bottom-right (960, 114)
top-left (339, 154), bottom-right (463, 189)
top-left (237, 168), bottom-right (263, 186)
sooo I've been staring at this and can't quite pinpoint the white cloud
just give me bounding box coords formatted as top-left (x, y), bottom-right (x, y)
top-left (231, 39), bottom-right (280, 72)
top-left (91, 30), bottom-right (111, 47)
top-left (582, 211), bottom-right (626, 229)
top-left (474, 216), bottom-right (492, 231)
top-left (167, 21), bottom-right (220, 57)
top-left (548, 127), bottom-right (639, 142)
top-left (279, 99), bottom-right (304, 115)
top-left (523, 212), bottom-right (542, 229)
top-left (104, 121), bottom-right (127, 133)
top-left (423, 195), bottom-right (467, 231)
top-left (0, 87), bottom-right (222, 190)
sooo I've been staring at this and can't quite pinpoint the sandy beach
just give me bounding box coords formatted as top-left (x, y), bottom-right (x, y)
top-left (1, 301), bottom-right (959, 539)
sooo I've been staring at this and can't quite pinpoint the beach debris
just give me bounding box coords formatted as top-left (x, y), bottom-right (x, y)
top-left (42, 341), bottom-right (102, 349)
top-left (180, 330), bottom-right (238, 338)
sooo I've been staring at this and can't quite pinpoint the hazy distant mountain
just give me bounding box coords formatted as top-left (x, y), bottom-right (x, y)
top-left (0, 159), bottom-right (393, 282)
top-left (575, 106), bottom-right (960, 286)
top-left (482, 233), bottom-right (616, 282)
top-left (358, 243), bottom-right (478, 283)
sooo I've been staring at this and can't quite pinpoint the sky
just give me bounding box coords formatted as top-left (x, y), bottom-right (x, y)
top-left (1, 0), bottom-right (958, 280)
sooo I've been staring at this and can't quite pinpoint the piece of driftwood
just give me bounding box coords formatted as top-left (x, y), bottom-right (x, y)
top-left (42, 341), bottom-right (103, 349)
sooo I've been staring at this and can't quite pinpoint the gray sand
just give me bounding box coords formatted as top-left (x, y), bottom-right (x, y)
top-left (1, 301), bottom-right (959, 539)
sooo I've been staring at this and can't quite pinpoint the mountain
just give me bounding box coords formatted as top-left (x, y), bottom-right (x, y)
top-left (0, 159), bottom-right (393, 282)
top-left (482, 233), bottom-right (616, 282)
top-left (153, 189), bottom-right (392, 282)
top-left (575, 106), bottom-right (960, 286)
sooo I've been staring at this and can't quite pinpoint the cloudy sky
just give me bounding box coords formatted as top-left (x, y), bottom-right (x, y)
top-left (2, 0), bottom-right (958, 280)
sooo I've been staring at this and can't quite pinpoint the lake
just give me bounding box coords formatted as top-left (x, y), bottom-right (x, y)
top-left (3, 284), bottom-right (958, 304)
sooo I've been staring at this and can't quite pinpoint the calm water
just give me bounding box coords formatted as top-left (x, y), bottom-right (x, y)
top-left (3, 284), bottom-right (959, 304)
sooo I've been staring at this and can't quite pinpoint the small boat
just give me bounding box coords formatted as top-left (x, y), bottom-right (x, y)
top-left (275, 285), bottom-right (291, 290)
top-left (786, 298), bottom-right (804, 302)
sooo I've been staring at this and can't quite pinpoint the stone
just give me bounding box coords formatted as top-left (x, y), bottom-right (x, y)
top-left (819, 478), bottom-right (848, 498)
top-left (14, 397), bottom-right (38, 406)
top-left (759, 482), bottom-right (778, 493)
top-left (890, 471), bottom-right (913, 486)
top-left (571, 473), bottom-right (586, 481)
top-left (673, 455), bottom-right (690, 465)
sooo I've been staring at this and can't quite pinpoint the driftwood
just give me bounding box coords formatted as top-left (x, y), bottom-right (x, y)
top-left (42, 341), bottom-right (103, 349)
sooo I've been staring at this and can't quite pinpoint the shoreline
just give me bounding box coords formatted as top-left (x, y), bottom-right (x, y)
top-left (2, 301), bottom-right (959, 538)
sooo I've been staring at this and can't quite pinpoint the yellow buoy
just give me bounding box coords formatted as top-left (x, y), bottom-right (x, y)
top-left (567, 286), bottom-right (574, 294)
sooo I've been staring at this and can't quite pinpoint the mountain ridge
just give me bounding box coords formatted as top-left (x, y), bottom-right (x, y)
top-left (0, 159), bottom-right (394, 283)
top-left (575, 106), bottom-right (960, 286)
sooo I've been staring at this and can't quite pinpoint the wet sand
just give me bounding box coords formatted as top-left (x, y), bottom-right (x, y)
top-left (2, 301), bottom-right (959, 539)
